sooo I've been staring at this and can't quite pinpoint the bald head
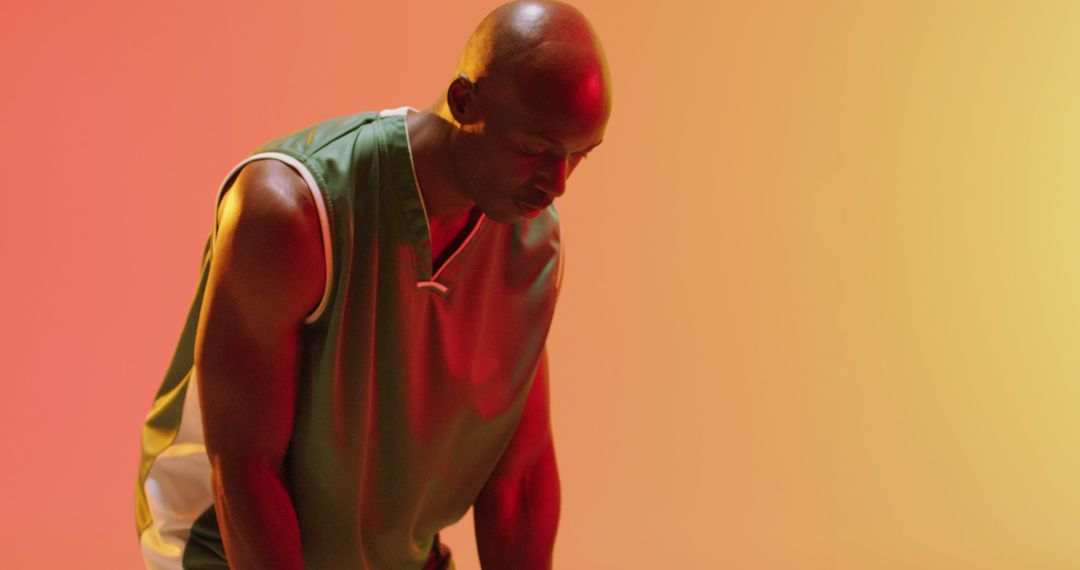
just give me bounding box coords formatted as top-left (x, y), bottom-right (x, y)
top-left (459, 2), bottom-right (605, 77)
top-left (456, 0), bottom-right (611, 127)
top-left (419, 1), bottom-right (611, 224)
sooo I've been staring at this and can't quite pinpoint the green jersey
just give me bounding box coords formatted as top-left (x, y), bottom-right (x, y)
top-left (135, 107), bottom-right (563, 569)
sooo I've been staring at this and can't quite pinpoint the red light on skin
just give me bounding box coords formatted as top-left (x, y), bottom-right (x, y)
top-left (513, 43), bottom-right (611, 142)
top-left (569, 71), bottom-right (606, 124)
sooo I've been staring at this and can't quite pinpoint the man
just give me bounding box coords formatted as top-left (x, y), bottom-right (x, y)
top-left (134, 1), bottom-right (611, 568)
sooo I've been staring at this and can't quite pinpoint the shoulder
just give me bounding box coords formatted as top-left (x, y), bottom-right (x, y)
top-left (518, 204), bottom-right (562, 274)
top-left (253, 111), bottom-right (382, 156)
top-left (218, 160), bottom-right (319, 246)
top-left (510, 204), bottom-right (562, 247)
top-left (224, 159), bottom-right (312, 213)
top-left (498, 204), bottom-right (563, 295)
top-left (212, 159), bottom-right (325, 325)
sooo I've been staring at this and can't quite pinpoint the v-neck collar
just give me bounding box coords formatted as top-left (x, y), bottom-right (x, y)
top-left (377, 107), bottom-right (488, 295)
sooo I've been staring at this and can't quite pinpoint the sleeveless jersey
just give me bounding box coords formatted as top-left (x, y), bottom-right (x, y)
top-left (135, 107), bottom-right (563, 569)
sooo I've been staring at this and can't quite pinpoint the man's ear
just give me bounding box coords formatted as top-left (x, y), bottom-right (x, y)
top-left (447, 74), bottom-right (481, 126)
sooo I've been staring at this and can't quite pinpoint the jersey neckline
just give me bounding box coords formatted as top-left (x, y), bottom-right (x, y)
top-left (377, 107), bottom-right (488, 295)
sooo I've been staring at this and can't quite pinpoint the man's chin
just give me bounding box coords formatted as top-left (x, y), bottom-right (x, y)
top-left (484, 206), bottom-right (529, 225)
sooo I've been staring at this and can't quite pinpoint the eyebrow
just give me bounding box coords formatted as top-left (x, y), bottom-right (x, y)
top-left (529, 133), bottom-right (604, 155)
top-left (572, 140), bottom-right (603, 155)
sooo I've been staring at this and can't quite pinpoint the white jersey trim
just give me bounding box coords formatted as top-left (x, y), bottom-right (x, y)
top-left (430, 211), bottom-right (487, 282)
top-left (211, 152), bottom-right (334, 325)
top-left (385, 106), bottom-right (434, 250)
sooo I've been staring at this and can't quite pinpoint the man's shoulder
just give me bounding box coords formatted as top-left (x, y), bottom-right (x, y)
top-left (212, 158), bottom-right (327, 328)
top-left (509, 203), bottom-right (562, 247)
top-left (254, 111), bottom-right (384, 158)
top-left (219, 160), bottom-right (322, 253)
top-left (496, 203), bottom-right (563, 291)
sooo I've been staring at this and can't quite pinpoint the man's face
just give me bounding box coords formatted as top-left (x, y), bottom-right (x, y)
top-left (458, 63), bottom-right (610, 224)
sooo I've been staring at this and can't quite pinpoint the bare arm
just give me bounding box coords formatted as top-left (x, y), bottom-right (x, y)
top-left (473, 349), bottom-right (561, 570)
top-left (194, 159), bottom-right (326, 569)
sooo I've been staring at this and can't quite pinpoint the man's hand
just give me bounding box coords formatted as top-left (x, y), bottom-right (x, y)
top-left (194, 159), bottom-right (326, 569)
top-left (473, 349), bottom-right (561, 570)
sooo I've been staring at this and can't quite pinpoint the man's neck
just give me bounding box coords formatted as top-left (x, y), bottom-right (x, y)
top-left (405, 107), bottom-right (475, 222)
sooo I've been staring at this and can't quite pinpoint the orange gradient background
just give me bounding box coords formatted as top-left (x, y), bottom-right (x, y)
top-left (3, 1), bottom-right (1080, 568)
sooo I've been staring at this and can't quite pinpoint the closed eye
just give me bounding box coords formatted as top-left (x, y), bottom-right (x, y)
top-left (519, 144), bottom-right (547, 156)
top-left (571, 141), bottom-right (602, 161)
top-left (568, 150), bottom-right (592, 164)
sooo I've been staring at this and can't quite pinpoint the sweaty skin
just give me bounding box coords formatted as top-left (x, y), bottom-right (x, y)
top-left (197, 2), bottom-right (611, 568)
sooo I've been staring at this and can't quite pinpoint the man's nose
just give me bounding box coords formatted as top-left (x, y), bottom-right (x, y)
top-left (539, 155), bottom-right (568, 198)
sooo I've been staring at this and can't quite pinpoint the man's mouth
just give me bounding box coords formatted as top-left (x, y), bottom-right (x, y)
top-left (513, 200), bottom-right (549, 219)
top-left (515, 198), bottom-right (550, 211)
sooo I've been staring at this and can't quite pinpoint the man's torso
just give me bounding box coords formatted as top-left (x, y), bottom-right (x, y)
top-left (135, 108), bottom-right (563, 569)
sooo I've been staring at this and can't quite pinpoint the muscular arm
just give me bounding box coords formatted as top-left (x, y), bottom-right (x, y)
top-left (193, 160), bottom-right (326, 569)
top-left (473, 350), bottom-right (561, 570)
